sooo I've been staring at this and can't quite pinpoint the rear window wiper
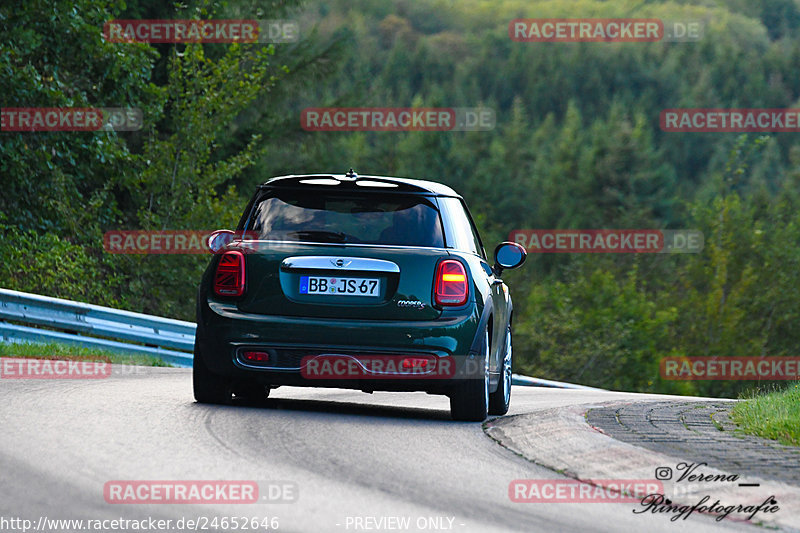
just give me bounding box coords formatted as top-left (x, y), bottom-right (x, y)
top-left (287, 230), bottom-right (347, 243)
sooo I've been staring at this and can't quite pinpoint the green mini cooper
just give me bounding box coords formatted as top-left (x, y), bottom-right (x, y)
top-left (194, 170), bottom-right (526, 421)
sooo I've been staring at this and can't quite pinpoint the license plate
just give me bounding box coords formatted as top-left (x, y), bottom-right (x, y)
top-left (299, 276), bottom-right (381, 296)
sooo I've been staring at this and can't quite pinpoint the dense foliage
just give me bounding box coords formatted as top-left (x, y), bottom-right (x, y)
top-left (2, 0), bottom-right (800, 396)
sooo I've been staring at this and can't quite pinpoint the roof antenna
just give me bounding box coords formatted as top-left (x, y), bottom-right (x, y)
top-left (344, 168), bottom-right (358, 180)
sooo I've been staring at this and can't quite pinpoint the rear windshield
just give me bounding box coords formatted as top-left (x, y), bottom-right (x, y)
top-left (247, 190), bottom-right (445, 247)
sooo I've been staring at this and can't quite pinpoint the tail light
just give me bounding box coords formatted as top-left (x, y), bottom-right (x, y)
top-left (213, 251), bottom-right (245, 297)
top-left (434, 260), bottom-right (468, 306)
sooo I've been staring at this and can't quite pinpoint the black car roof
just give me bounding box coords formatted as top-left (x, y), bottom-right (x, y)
top-left (259, 173), bottom-right (461, 197)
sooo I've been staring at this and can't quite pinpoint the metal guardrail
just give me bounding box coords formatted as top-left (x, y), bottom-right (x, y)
top-left (0, 288), bottom-right (194, 367)
top-left (511, 373), bottom-right (605, 391)
top-left (0, 288), bottom-right (603, 387)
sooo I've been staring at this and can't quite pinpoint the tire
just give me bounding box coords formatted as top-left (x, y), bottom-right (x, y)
top-left (450, 328), bottom-right (489, 422)
top-left (488, 325), bottom-right (512, 416)
top-left (193, 347), bottom-right (232, 404)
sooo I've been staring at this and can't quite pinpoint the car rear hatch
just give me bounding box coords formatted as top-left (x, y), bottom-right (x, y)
top-left (233, 243), bottom-right (445, 320)
top-left (225, 180), bottom-right (450, 321)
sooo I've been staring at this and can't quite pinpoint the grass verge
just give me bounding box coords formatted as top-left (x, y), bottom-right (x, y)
top-left (730, 384), bottom-right (800, 446)
top-left (0, 342), bottom-right (171, 366)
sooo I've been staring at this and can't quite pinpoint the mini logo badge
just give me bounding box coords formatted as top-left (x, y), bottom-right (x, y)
top-left (331, 259), bottom-right (352, 268)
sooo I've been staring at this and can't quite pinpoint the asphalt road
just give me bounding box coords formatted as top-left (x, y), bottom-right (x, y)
top-left (0, 367), bottom-right (761, 533)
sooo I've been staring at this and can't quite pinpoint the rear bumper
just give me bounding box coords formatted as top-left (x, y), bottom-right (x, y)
top-left (196, 300), bottom-right (482, 394)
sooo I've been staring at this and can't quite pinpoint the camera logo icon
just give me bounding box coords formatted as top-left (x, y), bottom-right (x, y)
top-left (655, 467), bottom-right (673, 480)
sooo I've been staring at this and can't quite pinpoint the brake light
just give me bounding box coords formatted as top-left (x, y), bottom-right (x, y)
top-left (434, 260), bottom-right (468, 306)
top-left (213, 251), bottom-right (245, 297)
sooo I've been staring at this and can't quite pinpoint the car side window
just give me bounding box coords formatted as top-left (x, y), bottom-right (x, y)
top-left (439, 197), bottom-right (486, 258)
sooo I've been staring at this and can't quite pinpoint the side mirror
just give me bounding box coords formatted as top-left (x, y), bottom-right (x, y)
top-left (206, 229), bottom-right (236, 254)
top-left (493, 242), bottom-right (527, 275)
